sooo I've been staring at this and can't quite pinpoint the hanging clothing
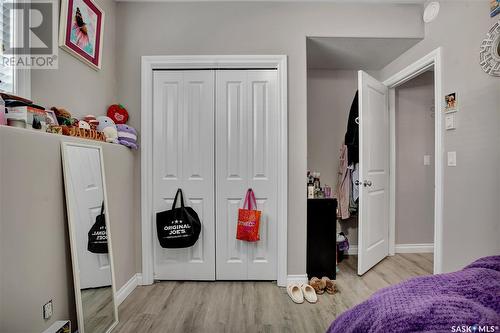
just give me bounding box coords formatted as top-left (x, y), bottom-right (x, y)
top-left (351, 163), bottom-right (359, 202)
top-left (349, 178), bottom-right (358, 214)
top-left (336, 144), bottom-right (350, 220)
top-left (345, 91), bottom-right (359, 166)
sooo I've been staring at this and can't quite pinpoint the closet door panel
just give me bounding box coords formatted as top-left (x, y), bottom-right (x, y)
top-left (246, 71), bottom-right (278, 280)
top-left (157, 74), bottom-right (182, 181)
top-left (153, 70), bottom-right (216, 280)
top-left (226, 81), bottom-right (247, 181)
top-left (250, 79), bottom-right (269, 180)
top-left (216, 70), bottom-right (278, 280)
top-left (225, 198), bottom-right (246, 264)
top-left (216, 71), bottom-right (248, 279)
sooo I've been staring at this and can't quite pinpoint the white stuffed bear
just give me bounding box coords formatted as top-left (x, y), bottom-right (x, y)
top-left (96, 116), bottom-right (119, 143)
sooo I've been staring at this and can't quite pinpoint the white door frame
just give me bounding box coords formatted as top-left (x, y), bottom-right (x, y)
top-left (383, 47), bottom-right (443, 274)
top-left (141, 55), bottom-right (288, 286)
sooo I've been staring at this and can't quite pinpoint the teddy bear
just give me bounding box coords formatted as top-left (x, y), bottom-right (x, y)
top-left (96, 116), bottom-right (119, 143)
top-left (116, 124), bottom-right (138, 149)
top-left (51, 107), bottom-right (72, 126)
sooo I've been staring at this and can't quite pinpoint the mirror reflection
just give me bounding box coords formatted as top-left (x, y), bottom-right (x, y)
top-left (62, 143), bottom-right (118, 333)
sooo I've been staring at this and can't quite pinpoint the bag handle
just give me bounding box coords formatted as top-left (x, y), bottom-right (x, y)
top-left (172, 188), bottom-right (185, 209)
top-left (243, 188), bottom-right (257, 210)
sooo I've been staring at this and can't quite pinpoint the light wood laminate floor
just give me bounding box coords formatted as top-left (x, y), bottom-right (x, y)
top-left (114, 253), bottom-right (433, 333)
top-left (82, 286), bottom-right (115, 333)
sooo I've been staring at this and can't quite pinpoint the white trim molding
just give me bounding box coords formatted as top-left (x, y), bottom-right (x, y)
top-left (286, 274), bottom-right (309, 286)
top-left (395, 243), bottom-right (434, 253)
top-left (383, 47), bottom-right (443, 274)
top-left (141, 55), bottom-right (288, 287)
top-left (116, 274), bottom-right (140, 306)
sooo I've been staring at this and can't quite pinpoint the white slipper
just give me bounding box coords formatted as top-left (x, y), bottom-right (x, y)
top-left (287, 284), bottom-right (304, 304)
top-left (301, 284), bottom-right (318, 303)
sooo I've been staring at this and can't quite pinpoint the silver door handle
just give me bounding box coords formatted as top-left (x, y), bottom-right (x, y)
top-left (354, 180), bottom-right (362, 186)
top-left (363, 180), bottom-right (372, 187)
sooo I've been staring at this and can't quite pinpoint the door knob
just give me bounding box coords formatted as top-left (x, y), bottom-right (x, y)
top-left (354, 180), bottom-right (362, 186)
top-left (363, 180), bottom-right (372, 187)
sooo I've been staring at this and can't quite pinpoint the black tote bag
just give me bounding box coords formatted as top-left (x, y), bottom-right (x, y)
top-left (156, 189), bottom-right (202, 248)
top-left (88, 202), bottom-right (109, 254)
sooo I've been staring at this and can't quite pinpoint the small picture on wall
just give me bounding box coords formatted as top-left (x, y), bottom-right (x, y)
top-left (491, 0), bottom-right (500, 17)
top-left (444, 92), bottom-right (458, 113)
top-left (59, 0), bottom-right (105, 70)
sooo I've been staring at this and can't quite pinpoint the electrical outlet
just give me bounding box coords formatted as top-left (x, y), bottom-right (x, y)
top-left (43, 300), bottom-right (53, 320)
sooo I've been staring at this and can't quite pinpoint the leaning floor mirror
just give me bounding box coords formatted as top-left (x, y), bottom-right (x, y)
top-left (61, 142), bottom-right (118, 333)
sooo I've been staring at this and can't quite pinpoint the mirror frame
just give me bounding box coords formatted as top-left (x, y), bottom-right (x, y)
top-left (61, 142), bottom-right (119, 333)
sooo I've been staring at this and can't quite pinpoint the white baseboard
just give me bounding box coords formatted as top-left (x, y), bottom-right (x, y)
top-left (344, 244), bottom-right (433, 255)
top-left (286, 274), bottom-right (308, 285)
top-left (136, 273), bottom-right (144, 285)
top-left (347, 245), bottom-right (358, 255)
top-left (395, 243), bottom-right (434, 253)
top-left (116, 273), bottom-right (139, 306)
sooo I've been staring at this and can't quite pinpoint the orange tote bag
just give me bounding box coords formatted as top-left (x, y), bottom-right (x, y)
top-left (236, 189), bottom-right (261, 242)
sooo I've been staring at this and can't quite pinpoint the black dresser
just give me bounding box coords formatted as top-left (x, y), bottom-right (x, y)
top-left (307, 198), bottom-right (337, 280)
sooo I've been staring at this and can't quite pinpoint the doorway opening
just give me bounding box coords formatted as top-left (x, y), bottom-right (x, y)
top-left (393, 69), bottom-right (435, 268)
top-left (306, 37), bottom-right (442, 281)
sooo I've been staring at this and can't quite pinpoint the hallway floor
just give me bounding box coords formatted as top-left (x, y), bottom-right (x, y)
top-left (114, 253), bottom-right (433, 333)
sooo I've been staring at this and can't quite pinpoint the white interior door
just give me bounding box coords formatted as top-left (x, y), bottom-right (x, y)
top-left (358, 70), bottom-right (390, 275)
top-left (153, 70), bottom-right (216, 280)
top-left (216, 70), bottom-right (278, 280)
top-left (65, 146), bottom-right (111, 289)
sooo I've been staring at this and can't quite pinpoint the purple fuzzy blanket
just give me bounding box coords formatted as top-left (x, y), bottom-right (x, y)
top-left (327, 256), bottom-right (500, 333)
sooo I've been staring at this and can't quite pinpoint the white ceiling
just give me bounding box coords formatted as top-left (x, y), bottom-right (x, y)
top-left (307, 37), bottom-right (421, 70)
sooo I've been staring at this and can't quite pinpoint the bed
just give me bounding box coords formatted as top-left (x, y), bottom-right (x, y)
top-left (327, 256), bottom-right (500, 333)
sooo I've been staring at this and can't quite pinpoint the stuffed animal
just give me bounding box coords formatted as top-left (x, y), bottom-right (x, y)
top-left (107, 104), bottom-right (129, 124)
top-left (83, 115), bottom-right (99, 130)
top-left (116, 124), bottom-right (138, 149)
top-left (96, 116), bottom-right (119, 143)
top-left (78, 120), bottom-right (91, 130)
top-left (51, 107), bottom-right (72, 126)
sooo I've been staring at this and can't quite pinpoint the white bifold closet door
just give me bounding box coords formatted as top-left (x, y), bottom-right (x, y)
top-left (153, 70), bottom-right (216, 280)
top-left (215, 70), bottom-right (278, 280)
top-left (152, 69), bottom-right (278, 281)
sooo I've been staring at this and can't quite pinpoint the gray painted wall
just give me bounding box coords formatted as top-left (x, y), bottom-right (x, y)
top-left (0, 1), bottom-right (137, 332)
top-left (115, 2), bottom-right (424, 275)
top-left (0, 127), bottom-right (136, 333)
top-left (395, 71), bottom-right (435, 244)
top-left (31, 0), bottom-right (118, 119)
top-left (380, 0), bottom-right (500, 272)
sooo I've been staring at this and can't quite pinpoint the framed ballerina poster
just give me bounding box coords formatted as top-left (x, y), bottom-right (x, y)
top-left (59, 0), bottom-right (105, 70)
